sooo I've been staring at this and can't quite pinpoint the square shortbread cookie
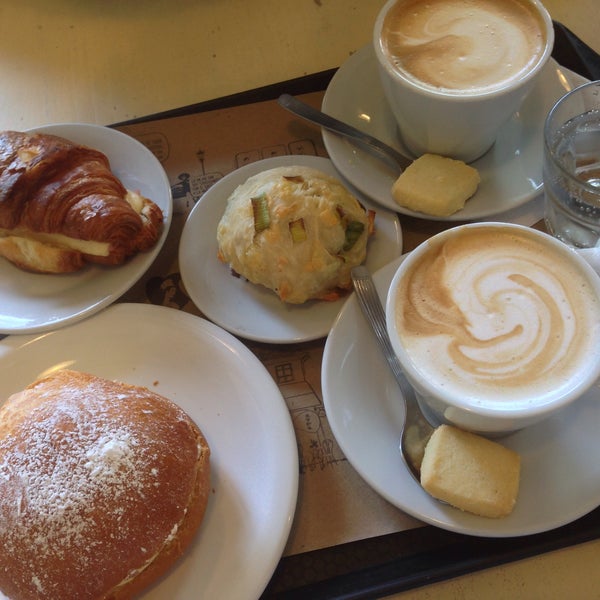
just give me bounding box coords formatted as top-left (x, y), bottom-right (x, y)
top-left (391, 153), bottom-right (480, 217)
top-left (420, 424), bottom-right (521, 518)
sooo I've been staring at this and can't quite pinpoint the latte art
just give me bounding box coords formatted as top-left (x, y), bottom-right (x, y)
top-left (396, 228), bottom-right (600, 404)
top-left (380, 0), bottom-right (546, 93)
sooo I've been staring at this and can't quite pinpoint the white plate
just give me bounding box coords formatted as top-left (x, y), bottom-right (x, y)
top-left (322, 46), bottom-right (585, 221)
top-left (0, 123), bottom-right (173, 335)
top-left (0, 303), bottom-right (298, 599)
top-left (179, 155), bottom-right (402, 343)
top-left (322, 257), bottom-right (600, 537)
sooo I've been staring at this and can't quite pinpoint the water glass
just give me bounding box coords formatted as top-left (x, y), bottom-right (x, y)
top-left (544, 81), bottom-right (600, 247)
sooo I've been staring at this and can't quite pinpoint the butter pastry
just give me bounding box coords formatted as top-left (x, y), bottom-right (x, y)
top-left (0, 130), bottom-right (163, 273)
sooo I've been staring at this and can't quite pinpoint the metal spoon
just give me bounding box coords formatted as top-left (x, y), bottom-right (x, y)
top-left (351, 265), bottom-right (434, 483)
top-left (277, 93), bottom-right (411, 173)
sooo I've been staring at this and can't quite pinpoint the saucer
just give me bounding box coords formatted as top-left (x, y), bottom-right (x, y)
top-left (179, 155), bottom-right (402, 343)
top-left (322, 256), bottom-right (600, 537)
top-left (322, 46), bottom-right (586, 221)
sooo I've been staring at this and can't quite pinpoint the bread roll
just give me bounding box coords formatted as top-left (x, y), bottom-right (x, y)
top-left (420, 424), bottom-right (520, 518)
top-left (0, 370), bottom-right (210, 600)
top-left (216, 165), bottom-right (375, 304)
top-left (0, 130), bottom-right (164, 273)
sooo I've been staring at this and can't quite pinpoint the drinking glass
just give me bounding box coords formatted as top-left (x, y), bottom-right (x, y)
top-left (544, 80), bottom-right (600, 247)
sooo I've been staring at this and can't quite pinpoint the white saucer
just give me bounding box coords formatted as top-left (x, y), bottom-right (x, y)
top-left (322, 46), bottom-right (586, 221)
top-left (322, 257), bottom-right (600, 537)
top-left (179, 155), bottom-right (402, 343)
top-left (0, 123), bottom-right (173, 335)
top-left (0, 304), bottom-right (298, 599)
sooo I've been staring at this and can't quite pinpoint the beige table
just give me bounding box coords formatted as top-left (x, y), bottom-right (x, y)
top-left (0, 0), bottom-right (597, 131)
top-left (1, 1), bottom-right (599, 598)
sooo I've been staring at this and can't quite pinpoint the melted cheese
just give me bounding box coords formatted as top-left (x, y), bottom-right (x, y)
top-left (0, 228), bottom-right (110, 257)
top-left (125, 189), bottom-right (145, 215)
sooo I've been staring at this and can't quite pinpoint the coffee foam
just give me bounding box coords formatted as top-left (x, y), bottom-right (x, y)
top-left (381, 0), bottom-right (546, 93)
top-left (395, 228), bottom-right (600, 405)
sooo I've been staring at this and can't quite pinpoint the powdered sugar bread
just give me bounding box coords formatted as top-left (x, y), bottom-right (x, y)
top-left (0, 370), bottom-right (210, 600)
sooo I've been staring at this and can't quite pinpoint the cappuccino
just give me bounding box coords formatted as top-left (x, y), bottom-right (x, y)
top-left (393, 226), bottom-right (600, 407)
top-left (380, 0), bottom-right (547, 94)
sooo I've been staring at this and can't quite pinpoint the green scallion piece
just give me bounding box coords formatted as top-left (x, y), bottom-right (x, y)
top-left (251, 193), bottom-right (271, 233)
top-left (283, 175), bottom-right (304, 183)
top-left (289, 218), bottom-right (307, 243)
top-left (343, 220), bottom-right (365, 251)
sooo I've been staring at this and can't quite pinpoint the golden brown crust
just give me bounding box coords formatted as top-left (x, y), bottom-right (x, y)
top-left (216, 165), bottom-right (373, 304)
top-left (0, 130), bottom-right (164, 273)
top-left (0, 370), bottom-right (210, 600)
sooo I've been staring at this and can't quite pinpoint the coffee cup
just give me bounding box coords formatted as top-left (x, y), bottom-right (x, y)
top-left (373, 0), bottom-right (555, 163)
top-left (385, 222), bottom-right (600, 434)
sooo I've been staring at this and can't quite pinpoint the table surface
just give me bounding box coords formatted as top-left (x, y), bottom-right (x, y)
top-left (1, 1), bottom-right (599, 598)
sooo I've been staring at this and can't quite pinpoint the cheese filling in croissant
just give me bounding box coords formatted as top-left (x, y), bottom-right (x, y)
top-left (0, 130), bottom-right (164, 273)
top-left (0, 228), bottom-right (110, 256)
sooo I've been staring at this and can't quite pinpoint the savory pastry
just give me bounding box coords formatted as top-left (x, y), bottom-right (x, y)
top-left (420, 424), bottom-right (521, 518)
top-left (0, 130), bottom-right (164, 273)
top-left (0, 369), bottom-right (210, 600)
top-left (216, 165), bottom-right (375, 304)
top-left (391, 153), bottom-right (480, 217)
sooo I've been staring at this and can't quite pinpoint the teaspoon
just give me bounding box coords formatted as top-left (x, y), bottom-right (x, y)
top-left (351, 265), bottom-right (434, 483)
top-left (277, 93), bottom-right (411, 173)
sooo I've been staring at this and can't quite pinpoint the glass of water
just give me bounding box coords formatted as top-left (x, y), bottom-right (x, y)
top-left (544, 80), bottom-right (600, 248)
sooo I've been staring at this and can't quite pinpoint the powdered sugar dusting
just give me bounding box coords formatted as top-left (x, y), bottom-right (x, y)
top-left (0, 372), bottom-right (201, 599)
top-left (1, 396), bottom-right (144, 555)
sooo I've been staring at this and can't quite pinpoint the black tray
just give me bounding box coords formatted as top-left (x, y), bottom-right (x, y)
top-left (111, 21), bottom-right (600, 600)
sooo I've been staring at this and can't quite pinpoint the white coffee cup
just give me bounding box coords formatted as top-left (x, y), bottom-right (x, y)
top-left (385, 223), bottom-right (600, 434)
top-left (373, 0), bottom-right (555, 163)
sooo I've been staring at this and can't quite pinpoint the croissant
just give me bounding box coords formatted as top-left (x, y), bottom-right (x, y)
top-left (0, 130), bottom-right (164, 273)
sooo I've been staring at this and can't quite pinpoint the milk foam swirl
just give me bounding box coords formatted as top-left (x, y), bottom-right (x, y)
top-left (381, 0), bottom-right (546, 92)
top-left (396, 228), bottom-right (599, 403)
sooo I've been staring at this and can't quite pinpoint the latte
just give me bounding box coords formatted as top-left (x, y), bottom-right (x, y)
top-left (393, 226), bottom-right (600, 406)
top-left (380, 0), bottom-right (547, 94)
